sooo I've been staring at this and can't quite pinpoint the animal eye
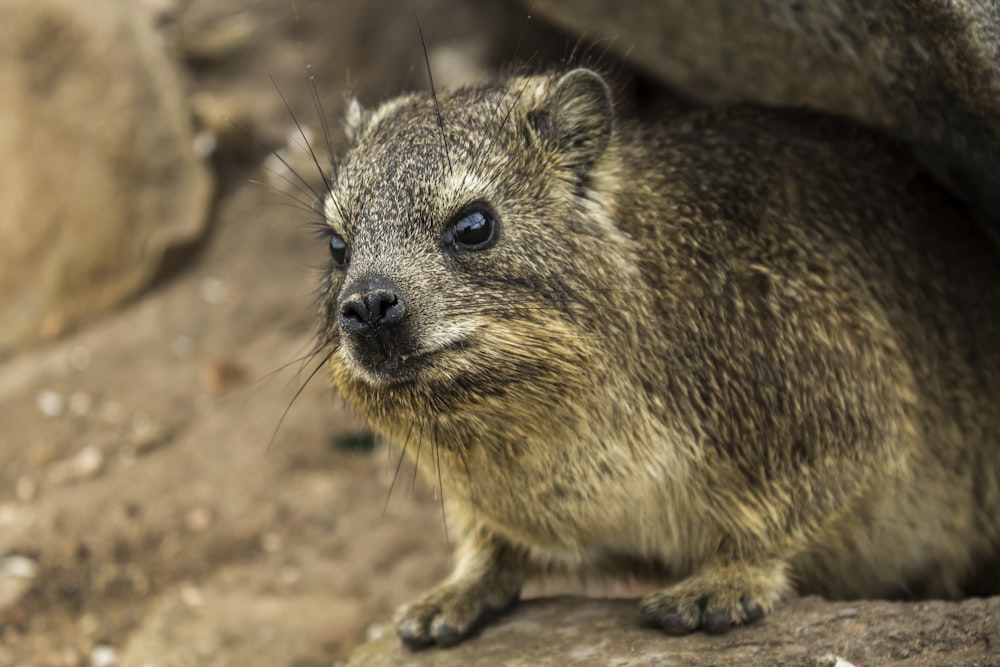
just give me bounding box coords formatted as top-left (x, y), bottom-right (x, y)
top-left (446, 205), bottom-right (497, 251)
top-left (329, 233), bottom-right (350, 267)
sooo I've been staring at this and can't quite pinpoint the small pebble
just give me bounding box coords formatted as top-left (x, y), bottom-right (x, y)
top-left (37, 390), bottom-right (65, 418)
top-left (365, 622), bottom-right (387, 641)
top-left (89, 644), bottom-right (117, 667)
top-left (68, 391), bottom-right (93, 417)
top-left (68, 345), bottom-right (92, 371)
top-left (198, 277), bottom-right (229, 305)
top-left (170, 335), bottom-right (195, 360)
top-left (0, 556), bottom-right (38, 611)
top-left (180, 585), bottom-right (203, 607)
top-left (192, 129), bottom-right (217, 159)
top-left (15, 476), bottom-right (36, 502)
top-left (1, 555), bottom-right (38, 580)
top-left (184, 507), bottom-right (213, 532)
top-left (46, 447), bottom-right (104, 485)
top-left (129, 412), bottom-right (169, 453)
top-left (260, 532), bottom-right (282, 553)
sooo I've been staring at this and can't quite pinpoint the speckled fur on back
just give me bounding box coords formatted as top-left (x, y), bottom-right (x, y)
top-left (316, 68), bottom-right (1000, 645)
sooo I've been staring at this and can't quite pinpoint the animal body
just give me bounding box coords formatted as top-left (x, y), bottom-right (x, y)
top-left (315, 67), bottom-right (1000, 646)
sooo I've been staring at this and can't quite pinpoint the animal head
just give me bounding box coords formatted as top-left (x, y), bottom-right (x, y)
top-left (317, 68), bottom-right (635, 435)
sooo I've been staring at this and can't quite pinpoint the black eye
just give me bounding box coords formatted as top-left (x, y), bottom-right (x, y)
top-left (329, 233), bottom-right (350, 267)
top-left (446, 205), bottom-right (497, 251)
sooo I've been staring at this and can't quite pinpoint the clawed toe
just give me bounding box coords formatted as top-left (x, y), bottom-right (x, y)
top-left (639, 561), bottom-right (786, 635)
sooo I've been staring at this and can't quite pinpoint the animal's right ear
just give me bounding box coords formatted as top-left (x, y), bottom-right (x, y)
top-left (537, 68), bottom-right (614, 174)
top-left (344, 97), bottom-right (371, 144)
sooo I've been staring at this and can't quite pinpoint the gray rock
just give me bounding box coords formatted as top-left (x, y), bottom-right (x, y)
top-left (0, 0), bottom-right (213, 350)
top-left (524, 0), bottom-right (1000, 236)
top-left (345, 595), bottom-right (1000, 666)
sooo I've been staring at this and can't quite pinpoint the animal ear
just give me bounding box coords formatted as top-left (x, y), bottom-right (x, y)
top-left (543, 68), bottom-right (613, 172)
top-left (344, 97), bottom-right (371, 144)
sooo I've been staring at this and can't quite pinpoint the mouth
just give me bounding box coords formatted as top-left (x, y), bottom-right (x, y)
top-left (343, 338), bottom-right (471, 387)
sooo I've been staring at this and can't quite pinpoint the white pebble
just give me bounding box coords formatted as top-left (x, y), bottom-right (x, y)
top-left (1, 555), bottom-right (38, 580)
top-left (0, 555), bottom-right (38, 611)
top-left (90, 644), bottom-right (118, 667)
top-left (184, 507), bottom-right (212, 532)
top-left (180, 585), bottom-right (204, 607)
top-left (74, 447), bottom-right (103, 477)
top-left (199, 277), bottom-right (228, 305)
top-left (47, 446), bottom-right (104, 485)
top-left (131, 412), bottom-right (155, 438)
top-left (68, 345), bottom-right (92, 371)
top-left (365, 622), bottom-right (387, 641)
top-left (36, 390), bottom-right (65, 417)
top-left (171, 335), bottom-right (195, 360)
top-left (192, 129), bottom-right (217, 159)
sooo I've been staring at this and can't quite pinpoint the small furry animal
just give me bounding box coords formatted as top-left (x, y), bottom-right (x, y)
top-left (314, 67), bottom-right (1000, 647)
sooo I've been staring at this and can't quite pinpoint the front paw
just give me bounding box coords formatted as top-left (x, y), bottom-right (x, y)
top-left (640, 559), bottom-right (790, 635)
top-left (396, 582), bottom-right (519, 648)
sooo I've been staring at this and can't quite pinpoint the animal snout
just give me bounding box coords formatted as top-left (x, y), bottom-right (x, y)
top-left (339, 278), bottom-right (406, 334)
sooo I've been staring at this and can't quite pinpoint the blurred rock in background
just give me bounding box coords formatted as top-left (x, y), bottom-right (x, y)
top-left (526, 0), bottom-right (1000, 240)
top-left (0, 0), bottom-right (213, 352)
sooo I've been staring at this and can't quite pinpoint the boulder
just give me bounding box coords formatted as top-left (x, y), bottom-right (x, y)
top-left (346, 595), bottom-right (1000, 667)
top-left (524, 0), bottom-right (1000, 237)
top-left (0, 0), bottom-right (213, 351)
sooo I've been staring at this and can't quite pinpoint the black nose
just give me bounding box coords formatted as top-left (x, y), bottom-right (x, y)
top-left (339, 278), bottom-right (405, 334)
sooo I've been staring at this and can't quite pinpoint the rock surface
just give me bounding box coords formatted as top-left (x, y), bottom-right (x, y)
top-left (525, 0), bottom-right (1000, 236)
top-left (0, 0), bottom-right (213, 350)
top-left (346, 595), bottom-right (1000, 667)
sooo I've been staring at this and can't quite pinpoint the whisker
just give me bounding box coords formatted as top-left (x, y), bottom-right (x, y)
top-left (269, 74), bottom-right (333, 196)
top-left (410, 3), bottom-right (452, 176)
top-left (255, 345), bottom-right (326, 390)
top-left (254, 193), bottom-right (324, 220)
top-left (472, 78), bottom-right (535, 195)
top-left (432, 419), bottom-right (450, 545)
top-left (251, 161), bottom-right (325, 213)
top-left (267, 348), bottom-right (334, 453)
top-left (384, 422), bottom-right (416, 516)
top-left (229, 115), bottom-right (325, 204)
top-left (410, 419), bottom-right (425, 493)
top-left (305, 62), bottom-right (340, 183)
top-left (299, 59), bottom-right (352, 225)
top-left (454, 438), bottom-right (478, 524)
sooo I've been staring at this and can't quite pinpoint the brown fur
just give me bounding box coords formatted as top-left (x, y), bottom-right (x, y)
top-left (316, 69), bottom-right (1000, 646)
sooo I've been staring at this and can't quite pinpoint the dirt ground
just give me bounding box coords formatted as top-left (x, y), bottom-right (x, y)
top-left (0, 1), bottom-right (578, 664)
top-left (1, 1), bottom-right (997, 666)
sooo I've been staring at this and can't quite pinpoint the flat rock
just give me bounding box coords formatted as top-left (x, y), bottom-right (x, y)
top-left (0, 0), bottom-right (213, 350)
top-left (525, 0), bottom-right (1000, 235)
top-left (346, 595), bottom-right (1000, 667)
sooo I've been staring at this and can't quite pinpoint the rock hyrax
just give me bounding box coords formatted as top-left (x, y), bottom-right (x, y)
top-left (316, 68), bottom-right (1000, 646)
